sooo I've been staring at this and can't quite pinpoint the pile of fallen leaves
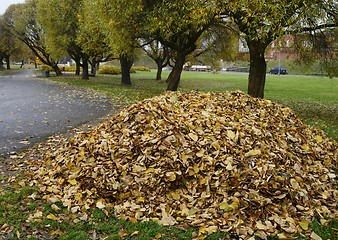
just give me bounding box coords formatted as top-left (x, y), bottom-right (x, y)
top-left (26, 91), bottom-right (337, 239)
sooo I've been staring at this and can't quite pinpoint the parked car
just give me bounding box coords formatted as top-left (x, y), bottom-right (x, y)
top-left (269, 67), bottom-right (287, 75)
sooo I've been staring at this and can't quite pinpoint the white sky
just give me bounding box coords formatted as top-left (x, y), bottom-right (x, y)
top-left (0, 0), bottom-right (26, 15)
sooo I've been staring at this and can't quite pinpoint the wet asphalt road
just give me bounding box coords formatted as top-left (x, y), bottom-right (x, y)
top-left (0, 69), bottom-right (113, 155)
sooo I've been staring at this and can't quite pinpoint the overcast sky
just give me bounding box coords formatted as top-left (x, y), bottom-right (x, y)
top-left (0, 0), bottom-right (25, 15)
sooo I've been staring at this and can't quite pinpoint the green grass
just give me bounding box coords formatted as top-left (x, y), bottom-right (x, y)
top-left (0, 179), bottom-right (337, 239)
top-left (51, 70), bottom-right (337, 140)
top-left (0, 185), bottom-right (230, 239)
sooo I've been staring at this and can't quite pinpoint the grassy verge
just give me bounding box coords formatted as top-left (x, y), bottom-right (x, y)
top-left (1, 182), bottom-right (337, 240)
top-left (0, 184), bottom-right (229, 240)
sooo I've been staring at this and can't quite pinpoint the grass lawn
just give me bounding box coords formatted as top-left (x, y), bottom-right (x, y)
top-left (53, 70), bottom-right (337, 140)
top-left (1, 69), bottom-right (337, 239)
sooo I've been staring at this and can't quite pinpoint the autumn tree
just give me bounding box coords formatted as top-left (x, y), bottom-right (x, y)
top-left (218, 0), bottom-right (338, 98)
top-left (0, 15), bottom-right (16, 70)
top-left (4, 0), bottom-right (62, 75)
top-left (77, 0), bottom-right (115, 77)
top-left (37, 0), bottom-right (92, 79)
top-left (189, 22), bottom-right (238, 69)
top-left (97, 0), bottom-right (145, 85)
top-left (98, 0), bottom-right (219, 89)
top-left (141, 40), bottom-right (171, 80)
top-left (143, 0), bottom-right (218, 91)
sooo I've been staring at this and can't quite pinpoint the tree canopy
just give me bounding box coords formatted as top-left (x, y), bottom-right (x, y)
top-left (4, 0), bottom-right (62, 75)
top-left (218, 0), bottom-right (337, 97)
top-left (2, 0), bottom-right (337, 97)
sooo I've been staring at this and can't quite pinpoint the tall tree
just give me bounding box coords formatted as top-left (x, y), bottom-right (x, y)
top-left (4, 0), bottom-right (62, 75)
top-left (219, 0), bottom-right (338, 98)
top-left (144, 0), bottom-right (218, 91)
top-left (99, 0), bottom-right (219, 89)
top-left (98, 0), bottom-right (143, 85)
top-left (190, 22), bottom-right (238, 69)
top-left (77, 0), bottom-right (115, 77)
top-left (37, 0), bottom-right (90, 79)
top-left (0, 15), bottom-right (16, 70)
top-left (141, 40), bottom-right (171, 80)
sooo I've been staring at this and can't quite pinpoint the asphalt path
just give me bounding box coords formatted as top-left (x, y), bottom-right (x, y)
top-left (0, 69), bottom-right (113, 155)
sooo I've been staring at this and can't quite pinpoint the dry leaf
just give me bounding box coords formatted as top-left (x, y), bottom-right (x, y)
top-left (46, 214), bottom-right (58, 221)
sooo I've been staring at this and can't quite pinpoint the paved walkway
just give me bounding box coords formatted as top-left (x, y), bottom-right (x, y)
top-left (0, 69), bottom-right (113, 155)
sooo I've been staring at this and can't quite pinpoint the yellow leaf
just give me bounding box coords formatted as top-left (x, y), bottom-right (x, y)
top-left (188, 133), bottom-right (198, 141)
top-left (310, 231), bottom-right (322, 240)
top-left (220, 201), bottom-right (238, 212)
top-left (299, 220), bottom-right (309, 231)
top-left (96, 201), bottom-right (105, 209)
top-left (193, 164), bottom-right (199, 174)
top-left (245, 149), bottom-right (261, 157)
top-left (74, 192), bottom-right (82, 201)
top-left (315, 135), bottom-right (323, 143)
top-left (206, 225), bottom-right (218, 234)
top-left (211, 141), bottom-right (221, 150)
top-left (160, 209), bottom-right (176, 226)
top-left (196, 149), bottom-right (204, 158)
top-left (220, 202), bottom-right (232, 212)
top-left (18, 180), bottom-right (26, 187)
top-left (230, 201), bottom-right (239, 211)
top-left (170, 191), bottom-right (180, 200)
top-left (68, 179), bottom-right (77, 185)
top-left (198, 225), bottom-right (206, 234)
top-left (51, 204), bottom-right (60, 211)
top-left (227, 130), bottom-right (236, 140)
top-left (256, 221), bottom-right (268, 230)
top-left (166, 172), bottom-right (176, 181)
top-left (46, 214), bottom-right (58, 221)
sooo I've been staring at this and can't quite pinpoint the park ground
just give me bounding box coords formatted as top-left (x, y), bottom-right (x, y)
top-left (0, 67), bottom-right (337, 239)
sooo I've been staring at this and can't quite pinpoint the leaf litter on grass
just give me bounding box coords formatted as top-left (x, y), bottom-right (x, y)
top-left (7, 91), bottom-right (338, 239)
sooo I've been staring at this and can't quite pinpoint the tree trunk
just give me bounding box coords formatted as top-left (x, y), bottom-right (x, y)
top-left (5, 56), bottom-right (10, 70)
top-left (73, 57), bottom-right (81, 75)
top-left (120, 54), bottom-right (133, 85)
top-left (52, 64), bottom-right (63, 76)
top-left (156, 59), bottom-right (163, 80)
top-left (82, 57), bottom-right (89, 80)
top-left (247, 39), bottom-right (269, 98)
top-left (90, 58), bottom-right (96, 76)
top-left (0, 56), bottom-right (4, 71)
top-left (166, 54), bottom-right (185, 91)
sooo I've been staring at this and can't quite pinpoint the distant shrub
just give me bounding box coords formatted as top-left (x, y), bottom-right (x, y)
top-left (63, 66), bottom-right (79, 72)
top-left (132, 66), bottom-right (151, 72)
top-left (40, 65), bottom-right (53, 71)
top-left (98, 66), bottom-right (137, 75)
top-left (98, 66), bottom-right (122, 75)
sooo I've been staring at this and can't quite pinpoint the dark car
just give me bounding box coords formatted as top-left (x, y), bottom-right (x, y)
top-left (269, 67), bottom-right (287, 75)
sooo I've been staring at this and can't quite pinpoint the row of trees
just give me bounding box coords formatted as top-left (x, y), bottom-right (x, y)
top-left (2, 0), bottom-right (337, 98)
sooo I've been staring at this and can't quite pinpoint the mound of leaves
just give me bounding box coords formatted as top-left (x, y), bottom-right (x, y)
top-left (27, 91), bottom-right (337, 239)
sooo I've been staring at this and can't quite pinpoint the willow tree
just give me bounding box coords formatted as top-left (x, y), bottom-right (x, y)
top-left (98, 0), bottom-right (219, 90)
top-left (77, 0), bottom-right (115, 77)
top-left (219, 0), bottom-right (338, 98)
top-left (144, 0), bottom-right (219, 91)
top-left (97, 0), bottom-right (144, 85)
top-left (37, 0), bottom-right (91, 79)
top-left (0, 15), bottom-right (16, 70)
top-left (4, 0), bottom-right (62, 75)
